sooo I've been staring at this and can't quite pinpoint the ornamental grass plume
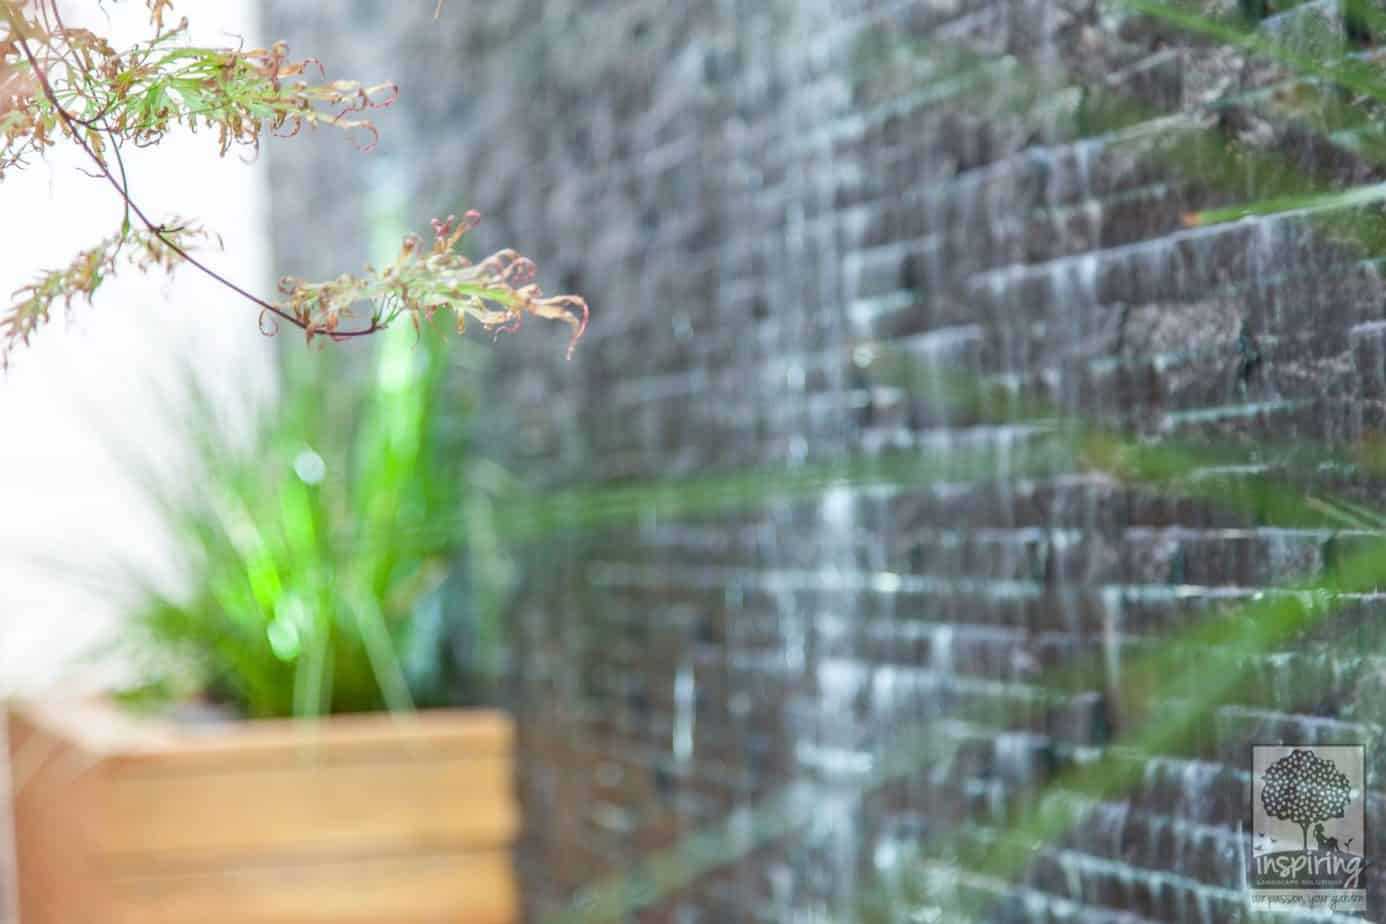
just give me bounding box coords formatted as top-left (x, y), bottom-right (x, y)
top-left (0, 0), bottom-right (587, 365)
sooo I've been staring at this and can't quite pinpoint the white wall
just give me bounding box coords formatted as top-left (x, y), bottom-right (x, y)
top-left (0, 2), bottom-right (275, 918)
top-left (0, 0), bottom-right (275, 695)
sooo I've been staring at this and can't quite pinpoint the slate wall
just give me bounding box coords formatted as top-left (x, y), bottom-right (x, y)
top-left (263, 1), bottom-right (1386, 920)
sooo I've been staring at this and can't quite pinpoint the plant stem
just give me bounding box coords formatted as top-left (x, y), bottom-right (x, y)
top-left (3, 4), bottom-right (384, 341)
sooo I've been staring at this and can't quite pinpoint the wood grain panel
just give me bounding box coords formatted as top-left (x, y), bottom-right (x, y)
top-left (101, 755), bottom-right (519, 861)
top-left (112, 850), bottom-right (517, 924)
top-left (6, 700), bottom-right (519, 924)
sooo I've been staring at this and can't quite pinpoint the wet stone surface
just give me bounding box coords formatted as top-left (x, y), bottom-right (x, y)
top-left (263, 0), bottom-right (1386, 921)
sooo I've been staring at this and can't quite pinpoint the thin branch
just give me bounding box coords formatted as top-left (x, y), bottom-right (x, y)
top-left (2, 2), bottom-right (587, 356)
top-left (3, 5), bottom-right (383, 340)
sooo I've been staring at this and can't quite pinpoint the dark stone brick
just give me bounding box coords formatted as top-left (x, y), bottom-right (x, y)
top-left (260, 0), bottom-right (1386, 919)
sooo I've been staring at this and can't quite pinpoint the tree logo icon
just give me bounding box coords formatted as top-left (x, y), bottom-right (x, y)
top-left (1250, 745), bottom-right (1366, 914)
top-left (1260, 748), bottom-right (1353, 853)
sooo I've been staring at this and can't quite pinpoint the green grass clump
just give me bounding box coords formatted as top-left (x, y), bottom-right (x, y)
top-left (113, 322), bottom-right (489, 719)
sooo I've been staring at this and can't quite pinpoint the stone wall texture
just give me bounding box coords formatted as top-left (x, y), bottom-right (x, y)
top-left (264, 0), bottom-right (1386, 921)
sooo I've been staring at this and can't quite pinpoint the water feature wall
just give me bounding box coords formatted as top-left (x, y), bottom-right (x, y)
top-left (263, 0), bottom-right (1386, 920)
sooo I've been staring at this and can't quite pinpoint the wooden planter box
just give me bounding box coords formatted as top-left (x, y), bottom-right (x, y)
top-left (5, 700), bottom-right (519, 923)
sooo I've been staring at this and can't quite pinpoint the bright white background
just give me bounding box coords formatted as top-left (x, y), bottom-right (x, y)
top-left (0, 0), bottom-right (274, 696)
top-left (0, 3), bottom-right (274, 916)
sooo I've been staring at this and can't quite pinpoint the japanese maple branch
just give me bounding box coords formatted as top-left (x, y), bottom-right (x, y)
top-left (45, 1), bottom-right (133, 253)
top-left (4, 7), bottom-right (382, 339)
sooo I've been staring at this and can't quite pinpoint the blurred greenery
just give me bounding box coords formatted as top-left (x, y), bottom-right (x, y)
top-left (110, 319), bottom-right (499, 719)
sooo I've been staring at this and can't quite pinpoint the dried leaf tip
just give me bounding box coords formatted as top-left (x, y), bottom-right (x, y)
top-left (274, 212), bottom-right (588, 357)
top-left (147, 0), bottom-right (175, 30)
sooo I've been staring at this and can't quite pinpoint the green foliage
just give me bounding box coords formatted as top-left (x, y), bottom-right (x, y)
top-left (0, 0), bottom-right (587, 363)
top-left (0, 12), bottom-right (396, 174)
top-left (0, 222), bottom-right (203, 350)
top-left (115, 322), bottom-right (491, 719)
top-left (277, 213), bottom-right (588, 356)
